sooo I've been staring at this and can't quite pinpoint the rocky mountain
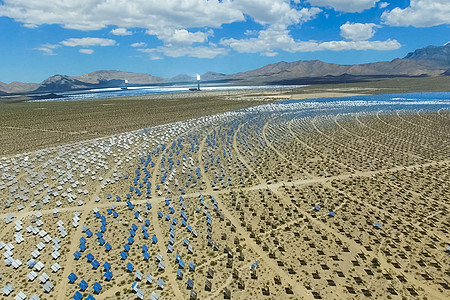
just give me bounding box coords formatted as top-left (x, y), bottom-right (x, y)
top-left (75, 70), bottom-right (164, 85)
top-left (34, 75), bottom-right (94, 93)
top-left (404, 43), bottom-right (450, 66)
top-left (30, 70), bottom-right (164, 93)
top-left (230, 58), bottom-right (446, 84)
top-left (1, 44), bottom-right (449, 95)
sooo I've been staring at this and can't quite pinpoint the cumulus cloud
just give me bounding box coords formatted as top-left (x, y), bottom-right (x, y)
top-left (0, 0), bottom-right (244, 31)
top-left (60, 37), bottom-right (116, 47)
top-left (150, 29), bottom-right (213, 46)
top-left (111, 28), bottom-right (132, 36)
top-left (378, 2), bottom-right (389, 9)
top-left (340, 22), bottom-right (379, 41)
top-left (4, 0), bottom-right (403, 59)
top-left (382, 0), bottom-right (450, 27)
top-left (221, 26), bottom-right (400, 55)
top-left (0, 1), bottom-right (319, 43)
top-left (131, 42), bottom-right (147, 48)
top-left (307, 0), bottom-right (379, 13)
top-left (79, 49), bottom-right (94, 54)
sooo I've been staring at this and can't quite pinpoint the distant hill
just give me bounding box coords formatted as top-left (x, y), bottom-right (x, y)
top-left (404, 43), bottom-right (450, 66)
top-left (75, 70), bottom-right (164, 85)
top-left (1, 44), bottom-right (450, 95)
top-left (168, 74), bottom-right (195, 83)
top-left (34, 75), bottom-right (94, 93)
top-left (0, 81), bottom-right (39, 94)
top-left (229, 58), bottom-right (446, 84)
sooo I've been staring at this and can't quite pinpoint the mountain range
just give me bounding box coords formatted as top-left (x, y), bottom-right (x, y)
top-left (1, 43), bottom-right (449, 95)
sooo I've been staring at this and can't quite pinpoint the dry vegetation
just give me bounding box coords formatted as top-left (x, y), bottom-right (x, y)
top-left (0, 95), bottom-right (271, 156)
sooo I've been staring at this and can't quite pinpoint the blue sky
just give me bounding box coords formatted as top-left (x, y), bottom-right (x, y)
top-left (0, 0), bottom-right (449, 83)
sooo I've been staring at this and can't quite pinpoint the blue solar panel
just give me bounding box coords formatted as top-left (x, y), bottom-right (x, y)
top-left (73, 251), bottom-right (81, 260)
top-left (152, 235), bottom-right (158, 244)
top-left (179, 259), bottom-right (185, 269)
top-left (68, 273), bottom-right (77, 283)
top-left (104, 243), bottom-right (112, 251)
top-left (93, 282), bottom-right (102, 294)
top-left (79, 280), bottom-right (88, 291)
top-left (105, 271), bottom-right (113, 281)
top-left (126, 262), bottom-right (134, 272)
top-left (103, 262), bottom-right (111, 271)
top-left (189, 262), bottom-right (195, 271)
top-left (92, 260), bottom-right (100, 269)
top-left (73, 291), bottom-right (83, 300)
top-left (86, 253), bottom-right (94, 262)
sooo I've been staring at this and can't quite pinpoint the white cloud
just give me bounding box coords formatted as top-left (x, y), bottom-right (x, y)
top-left (36, 43), bottom-right (60, 55)
top-left (139, 44), bottom-right (227, 59)
top-left (307, 0), bottom-right (379, 13)
top-left (131, 42), bottom-right (147, 48)
top-left (244, 30), bottom-right (258, 36)
top-left (221, 26), bottom-right (400, 55)
top-left (382, 0), bottom-right (450, 27)
top-left (340, 22), bottom-right (379, 41)
top-left (111, 28), bottom-right (132, 36)
top-left (0, 0), bottom-right (244, 31)
top-left (233, 1), bottom-right (321, 26)
top-left (79, 49), bottom-right (94, 54)
top-left (150, 29), bottom-right (212, 46)
top-left (3, 0), bottom-right (403, 60)
top-left (378, 2), bottom-right (389, 9)
top-left (0, 1), bottom-right (319, 42)
top-left (60, 37), bottom-right (116, 47)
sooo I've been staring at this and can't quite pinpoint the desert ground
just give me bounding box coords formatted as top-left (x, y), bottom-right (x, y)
top-left (0, 87), bottom-right (449, 300)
